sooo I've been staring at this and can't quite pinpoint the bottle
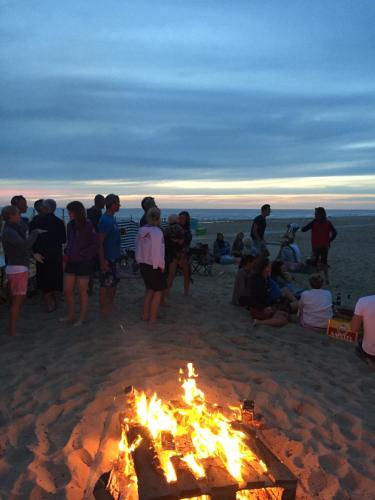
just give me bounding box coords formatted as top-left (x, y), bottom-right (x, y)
top-left (242, 400), bottom-right (255, 426)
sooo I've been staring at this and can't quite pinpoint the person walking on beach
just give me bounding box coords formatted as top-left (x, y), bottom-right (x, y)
top-left (352, 295), bottom-right (375, 362)
top-left (251, 204), bottom-right (271, 255)
top-left (10, 195), bottom-right (29, 236)
top-left (87, 194), bottom-right (105, 232)
top-left (29, 199), bottom-right (66, 312)
top-left (301, 207), bottom-right (337, 284)
top-left (140, 197), bottom-right (157, 227)
top-left (1, 205), bottom-right (44, 336)
top-left (62, 201), bottom-right (98, 326)
top-left (136, 207), bottom-right (166, 324)
top-left (98, 194), bottom-right (121, 317)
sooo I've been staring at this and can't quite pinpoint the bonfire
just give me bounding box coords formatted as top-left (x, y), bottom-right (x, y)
top-left (95, 363), bottom-right (297, 500)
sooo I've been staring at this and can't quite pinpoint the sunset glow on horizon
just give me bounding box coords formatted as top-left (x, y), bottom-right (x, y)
top-left (1, 1), bottom-right (374, 210)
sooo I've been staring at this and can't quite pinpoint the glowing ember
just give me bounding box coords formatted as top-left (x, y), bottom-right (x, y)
top-left (118, 363), bottom-right (268, 487)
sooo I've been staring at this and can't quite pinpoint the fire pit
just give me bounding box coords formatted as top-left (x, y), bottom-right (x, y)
top-left (94, 363), bottom-right (297, 500)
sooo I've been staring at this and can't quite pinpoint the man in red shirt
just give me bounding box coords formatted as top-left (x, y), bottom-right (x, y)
top-left (302, 207), bottom-right (337, 284)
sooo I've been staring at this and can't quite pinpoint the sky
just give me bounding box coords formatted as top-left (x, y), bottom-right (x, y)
top-left (1, 0), bottom-right (375, 208)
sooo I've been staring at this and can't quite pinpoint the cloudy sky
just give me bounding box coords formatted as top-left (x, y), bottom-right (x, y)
top-left (1, 0), bottom-right (375, 207)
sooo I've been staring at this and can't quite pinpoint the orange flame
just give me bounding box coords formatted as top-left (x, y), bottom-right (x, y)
top-left (118, 363), bottom-right (267, 488)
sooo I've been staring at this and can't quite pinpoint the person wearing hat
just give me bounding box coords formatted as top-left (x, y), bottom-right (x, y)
top-left (98, 194), bottom-right (121, 316)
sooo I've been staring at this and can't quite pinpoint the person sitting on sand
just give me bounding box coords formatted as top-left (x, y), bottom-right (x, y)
top-left (248, 257), bottom-right (289, 327)
top-left (267, 272), bottom-right (299, 313)
top-left (231, 232), bottom-right (244, 258)
top-left (298, 274), bottom-right (333, 329)
top-left (242, 237), bottom-right (254, 256)
top-left (271, 260), bottom-right (303, 299)
top-left (213, 233), bottom-right (230, 262)
top-left (62, 201), bottom-right (98, 326)
top-left (278, 235), bottom-right (304, 272)
top-left (352, 295), bottom-right (375, 361)
top-left (301, 207), bottom-right (337, 284)
top-left (136, 207), bottom-right (166, 324)
top-left (1, 205), bottom-right (44, 336)
top-left (232, 255), bottom-right (255, 306)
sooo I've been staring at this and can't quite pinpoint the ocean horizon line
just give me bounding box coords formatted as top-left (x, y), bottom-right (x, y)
top-left (17, 206), bottom-right (375, 223)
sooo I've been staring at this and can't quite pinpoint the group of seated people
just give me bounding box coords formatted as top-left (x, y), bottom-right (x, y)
top-left (212, 231), bottom-right (254, 263)
top-left (232, 254), bottom-right (333, 329)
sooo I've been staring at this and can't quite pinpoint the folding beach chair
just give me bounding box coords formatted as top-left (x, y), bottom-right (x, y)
top-left (190, 244), bottom-right (213, 276)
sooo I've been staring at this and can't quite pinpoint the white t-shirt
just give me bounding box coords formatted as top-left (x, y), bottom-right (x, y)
top-left (354, 295), bottom-right (375, 356)
top-left (299, 289), bottom-right (333, 329)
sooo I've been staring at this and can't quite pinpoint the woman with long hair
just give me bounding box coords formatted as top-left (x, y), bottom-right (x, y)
top-left (301, 207), bottom-right (337, 284)
top-left (231, 232), bottom-right (244, 258)
top-left (61, 201), bottom-right (98, 326)
top-left (248, 257), bottom-right (289, 327)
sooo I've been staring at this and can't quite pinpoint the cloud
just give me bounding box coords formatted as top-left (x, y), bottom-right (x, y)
top-left (0, 1), bottom-right (375, 207)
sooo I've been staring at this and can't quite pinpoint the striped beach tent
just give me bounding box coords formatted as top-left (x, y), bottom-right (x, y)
top-left (117, 218), bottom-right (139, 254)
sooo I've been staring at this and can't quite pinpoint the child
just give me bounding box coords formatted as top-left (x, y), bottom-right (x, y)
top-left (298, 274), bottom-right (333, 329)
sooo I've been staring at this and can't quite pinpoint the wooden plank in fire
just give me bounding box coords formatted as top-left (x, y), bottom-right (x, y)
top-left (241, 462), bottom-right (267, 489)
top-left (170, 456), bottom-right (202, 498)
top-left (235, 424), bottom-right (297, 491)
top-left (200, 456), bottom-right (238, 500)
top-left (126, 424), bottom-right (178, 500)
top-left (174, 434), bottom-right (194, 455)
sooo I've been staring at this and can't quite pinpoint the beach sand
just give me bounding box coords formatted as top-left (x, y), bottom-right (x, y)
top-left (0, 216), bottom-right (374, 499)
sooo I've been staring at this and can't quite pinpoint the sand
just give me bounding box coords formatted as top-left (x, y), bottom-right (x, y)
top-left (0, 216), bottom-right (374, 499)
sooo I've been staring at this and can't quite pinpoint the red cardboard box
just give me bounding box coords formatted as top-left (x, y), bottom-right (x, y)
top-left (327, 318), bottom-right (358, 343)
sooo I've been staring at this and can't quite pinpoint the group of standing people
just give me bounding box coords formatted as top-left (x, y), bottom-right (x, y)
top-left (0, 193), bottom-right (122, 335)
top-left (0, 193), bottom-right (193, 335)
top-left (136, 197), bottom-right (192, 324)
